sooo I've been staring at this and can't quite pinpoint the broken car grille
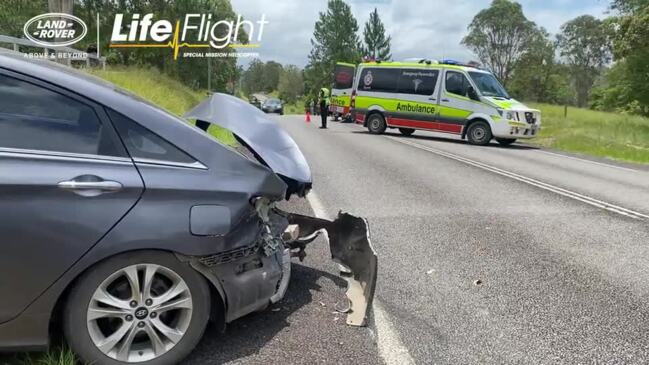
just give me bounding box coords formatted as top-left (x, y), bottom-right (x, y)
top-left (199, 245), bottom-right (259, 267)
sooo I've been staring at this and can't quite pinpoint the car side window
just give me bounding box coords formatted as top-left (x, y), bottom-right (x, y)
top-left (397, 69), bottom-right (439, 95)
top-left (107, 109), bottom-right (197, 164)
top-left (0, 74), bottom-right (125, 157)
top-left (445, 71), bottom-right (470, 97)
top-left (357, 68), bottom-right (398, 93)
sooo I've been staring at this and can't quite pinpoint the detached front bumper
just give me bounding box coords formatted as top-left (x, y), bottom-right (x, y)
top-left (282, 211), bottom-right (378, 326)
top-left (191, 207), bottom-right (378, 327)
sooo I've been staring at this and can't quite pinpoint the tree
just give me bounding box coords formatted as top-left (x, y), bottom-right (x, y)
top-left (240, 60), bottom-right (286, 95)
top-left (611, 0), bottom-right (649, 14)
top-left (306, 0), bottom-right (361, 98)
top-left (556, 15), bottom-right (612, 107)
top-left (263, 61), bottom-right (283, 92)
top-left (592, 0), bottom-right (649, 116)
top-left (461, 0), bottom-right (538, 87)
top-left (0, 0), bottom-right (47, 37)
top-left (362, 8), bottom-right (391, 60)
top-left (48, 0), bottom-right (72, 13)
top-left (508, 29), bottom-right (573, 104)
top-left (278, 65), bottom-right (304, 103)
top-left (241, 59), bottom-right (266, 96)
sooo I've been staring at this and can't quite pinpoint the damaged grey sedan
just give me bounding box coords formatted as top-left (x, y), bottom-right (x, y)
top-left (0, 52), bottom-right (377, 365)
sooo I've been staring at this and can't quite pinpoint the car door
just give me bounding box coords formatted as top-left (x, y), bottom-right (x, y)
top-left (438, 70), bottom-right (476, 134)
top-left (0, 70), bottom-right (144, 323)
top-left (393, 68), bottom-right (441, 129)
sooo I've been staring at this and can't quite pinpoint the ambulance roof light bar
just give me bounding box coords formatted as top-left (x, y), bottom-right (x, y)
top-left (402, 58), bottom-right (439, 65)
top-left (440, 59), bottom-right (484, 69)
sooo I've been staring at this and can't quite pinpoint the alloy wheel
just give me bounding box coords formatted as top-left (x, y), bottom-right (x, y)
top-left (86, 264), bottom-right (193, 363)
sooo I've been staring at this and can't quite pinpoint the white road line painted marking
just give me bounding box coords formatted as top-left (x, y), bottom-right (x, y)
top-left (532, 149), bottom-right (639, 173)
top-left (306, 191), bottom-right (330, 220)
top-left (388, 136), bottom-right (649, 221)
top-left (372, 300), bottom-right (416, 365)
top-left (305, 191), bottom-right (415, 365)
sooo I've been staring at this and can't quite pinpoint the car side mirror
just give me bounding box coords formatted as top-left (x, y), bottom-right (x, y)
top-left (467, 86), bottom-right (480, 101)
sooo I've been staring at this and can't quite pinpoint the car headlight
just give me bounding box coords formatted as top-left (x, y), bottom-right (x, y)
top-left (497, 108), bottom-right (504, 116)
top-left (506, 111), bottom-right (515, 120)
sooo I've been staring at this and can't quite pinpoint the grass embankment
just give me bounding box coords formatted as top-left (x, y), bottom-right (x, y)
top-left (529, 103), bottom-right (649, 164)
top-left (89, 67), bottom-right (237, 145)
top-left (282, 99), bottom-right (306, 114)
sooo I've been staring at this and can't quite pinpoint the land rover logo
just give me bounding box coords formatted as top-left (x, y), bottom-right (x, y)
top-left (23, 13), bottom-right (87, 47)
top-left (364, 71), bottom-right (373, 86)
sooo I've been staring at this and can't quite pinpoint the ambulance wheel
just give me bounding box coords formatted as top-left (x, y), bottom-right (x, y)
top-left (466, 121), bottom-right (492, 145)
top-left (496, 138), bottom-right (516, 146)
top-left (367, 113), bottom-right (387, 134)
top-left (399, 128), bottom-right (415, 136)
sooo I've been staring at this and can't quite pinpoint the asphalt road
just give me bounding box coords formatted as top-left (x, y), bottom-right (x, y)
top-left (4, 115), bottom-right (649, 365)
top-left (268, 115), bottom-right (649, 364)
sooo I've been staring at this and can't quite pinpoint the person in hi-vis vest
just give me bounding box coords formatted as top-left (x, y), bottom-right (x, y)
top-left (318, 87), bottom-right (330, 129)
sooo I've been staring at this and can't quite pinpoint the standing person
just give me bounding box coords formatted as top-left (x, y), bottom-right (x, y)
top-left (319, 87), bottom-right (330, 129)
top-left (309, 99), bottom-right (315, 115)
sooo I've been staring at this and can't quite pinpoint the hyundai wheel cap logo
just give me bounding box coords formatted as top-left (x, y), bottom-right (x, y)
top-left (135, 308), bottom-right (149, 320)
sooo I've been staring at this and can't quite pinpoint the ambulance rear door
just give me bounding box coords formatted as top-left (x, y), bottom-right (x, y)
top-left (331, 62), bottom-right (356, 116)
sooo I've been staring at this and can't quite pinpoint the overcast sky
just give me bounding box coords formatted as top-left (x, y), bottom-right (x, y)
top-left (231, 0), bottom-right (609, 68)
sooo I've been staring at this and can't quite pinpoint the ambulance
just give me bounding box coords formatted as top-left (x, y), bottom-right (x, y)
top-left (336, 60), bottom-right (541, 146)
top-left (329, 62), bottom-right (356, 121)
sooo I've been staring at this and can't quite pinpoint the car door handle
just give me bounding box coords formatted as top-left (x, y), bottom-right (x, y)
top-left (441, 98), bottom-right (450, 102)
top-left (428, 97), bottom-right (436, 101)
top-left (58, 179), bottom-right (123, 196)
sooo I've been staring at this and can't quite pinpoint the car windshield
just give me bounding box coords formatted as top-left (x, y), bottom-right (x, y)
top-left (266, 99), bottom-right (280, 106)
top-left (468, 71), bottom-right (510, 99)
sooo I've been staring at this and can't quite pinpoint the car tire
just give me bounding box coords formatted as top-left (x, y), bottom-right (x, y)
top-left (496, 138), bottom-right (516, 146)
top-left (466, 120), bottom-right (493, 145)
top-left (398, 128), bottom-right (415, 136)
top-left (367, 113), bottom-right (387, 134)
top-left (64, 251), bottom-right (211, 365)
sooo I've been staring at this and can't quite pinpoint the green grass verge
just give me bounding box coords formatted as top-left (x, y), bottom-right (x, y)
top-left (0, 346), bottom-right (76, 365)
top-left (89, 67), bottom-right (237, 146)
top-left (282, 98), bottom-right (306, 114)
top-left (527, 103), bottom-right (649, 164)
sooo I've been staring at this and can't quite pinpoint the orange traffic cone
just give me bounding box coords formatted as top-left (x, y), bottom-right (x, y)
top-left (305, 111), bottom-right (311, 123)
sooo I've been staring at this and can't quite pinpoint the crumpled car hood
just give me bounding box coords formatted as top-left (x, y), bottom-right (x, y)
top-left (185, 93), bottom-right (312, 197)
